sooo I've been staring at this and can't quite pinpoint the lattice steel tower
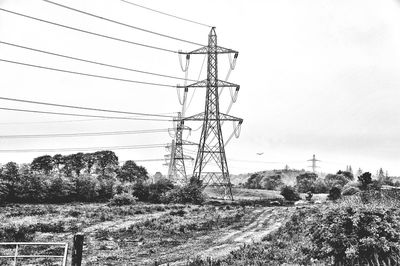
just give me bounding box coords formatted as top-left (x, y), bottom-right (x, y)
top-left (308, 154), bottom-right (320, 173)
top-left (178, 27), bottom-right (242, 199)
top-left (166, 112), bottom-right (193, 185)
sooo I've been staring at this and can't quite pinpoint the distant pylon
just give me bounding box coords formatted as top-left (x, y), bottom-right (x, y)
top-left (178, 27), bottom-right (243, 200)
top-left (166, 112), bottom-right (194, 185)
top-left (307, 154), bottom-right (320, 173)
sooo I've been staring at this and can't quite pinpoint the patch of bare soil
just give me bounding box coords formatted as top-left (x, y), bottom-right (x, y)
top-left (158, 206), bottom-right (295, 265)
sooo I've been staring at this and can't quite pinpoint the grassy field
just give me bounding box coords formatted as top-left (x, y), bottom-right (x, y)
top-left (0, 198), bottom-right (297, 265)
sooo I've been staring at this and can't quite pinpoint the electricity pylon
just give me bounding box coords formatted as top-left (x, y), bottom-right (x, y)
top-left (307, 154), bottom-right (320, 173)
top-left (178, 27), bottom-right (243, 200)
top-left (166, 112), bottom-right (194, 185)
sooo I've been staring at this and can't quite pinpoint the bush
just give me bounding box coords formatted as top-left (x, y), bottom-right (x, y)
top-left (342, 185), bottom-right (360, 196)
top-left (281, 185), bottom-right (300, 201)
top-left (163, 177), bottom-right (205, 204)
top-left (109, 192), bottom-right (137, 206)
top-left (313, 179), bottom-right (329, 193)
top-left (327, 186), bottom-right (341, 200)
top-left (296, 173), bottom-right (318, 193)
top-left (310, 205), bottom-right (400, 264)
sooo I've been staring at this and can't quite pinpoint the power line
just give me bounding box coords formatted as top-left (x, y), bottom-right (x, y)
top-left (120, 0), bottom-right (212, 28)
top-left (0, 41), bottom-right (197, 82)
top-left (0, 144), bottom-right (167, 153)
top-left (0, 8), bottom-right (178, 54)
top-left (0, 129), bottom-right (169, 139)
top-left (0, 59), bottom-right (176, 88)
top-left (0, 107), bottom-right (172, 122)
top-left (42, 0), bottom-right (204, 47)
top-left (0, 96), bottom-right (174, 118)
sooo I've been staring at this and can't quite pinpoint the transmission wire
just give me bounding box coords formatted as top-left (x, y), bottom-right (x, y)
top-left (0, 59), bottom-right (176, 88)
top-left (43, 0), bottom-right (204, 47)
top-left (0, 8), bottom-right (178, 54)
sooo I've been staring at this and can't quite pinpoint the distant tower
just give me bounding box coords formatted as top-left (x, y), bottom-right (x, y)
top-left (307, 154), bottom-right (320, 173)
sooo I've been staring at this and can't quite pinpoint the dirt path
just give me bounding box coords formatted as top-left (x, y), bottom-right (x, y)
top-left (163, 206), bottom-right (295, 265)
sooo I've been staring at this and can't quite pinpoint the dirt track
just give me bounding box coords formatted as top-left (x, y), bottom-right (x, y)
top-left (165, 206), bottom-right (295, 265)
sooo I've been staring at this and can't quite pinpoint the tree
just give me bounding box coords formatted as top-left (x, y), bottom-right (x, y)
top-left (83, 153), bottom-right (95, 174)
top-left (117, 160), bottom-right (148, 183)
top-left (358, 172), bottom-right (372, 190)
top-left (327, 186), bottom-right (341, 200)
top-left (281, 186), bottom-right (301, 201)
top-left (31, 155), bottom-right (53, 175)
top-left (94, 150), bottom-right (119, 177)
top-left (69, 153), bottom-right (85, 177)
top-left (296, 172), bottom-right (318, 193)
top-left (325, 173), bottom-right (351, 188)
top-left (52, 154), bottom-right (65, 177)
top-left (261, 174), bottom-right (283, 190)
top-left (244, 173), bottom-right (263, 189)
top-left (337, 170), bottom-right (354, 180)
top-left (1, 162), bottom-right (20, 201)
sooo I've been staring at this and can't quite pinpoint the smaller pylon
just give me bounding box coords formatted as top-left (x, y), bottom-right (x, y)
top-left (166, 112), bottom-right (195, 185)
top-left (307, 154), bottom-right (320, 173)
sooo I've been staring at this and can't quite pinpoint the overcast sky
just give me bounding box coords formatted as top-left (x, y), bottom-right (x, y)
top-left (0, 0), bottom-right (400, 176)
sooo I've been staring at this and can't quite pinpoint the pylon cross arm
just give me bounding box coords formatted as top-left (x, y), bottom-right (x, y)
top-left (182, 112), bottom-right (242, 123)
top-left (176, 79), bottom-right (239, 89)
top-left (178, 45), bottom-right (238, 55)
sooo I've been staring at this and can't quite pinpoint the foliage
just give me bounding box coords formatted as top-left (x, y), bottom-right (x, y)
top-left (163, 177), bottom-right (205, 204)
top-left (117, 160), bottom-right (148, 183)
top-left (342, 185), bottom-right (360, 196)
top-left (313, 178), bottom-right (330, 193)
top-left (296, 172), bottom-right (318, 193)
top-left (93, 150), bottom-right (119, 177)
top-left (337, 170), bottom-right (354, 180)
top-left (310, 205), bottom-right (400, 264)
top-left (244, 173), bottom-right (283, 190)
top-left (327, 186), bottom-right (341, 200)
top-left (109, 192), bottom-right (137, 206)
top-left (31, 155), bottom-right (53, 175)
top-left (325, 173), bottom-right (351, 188)
top-left (358, 172), bottom-right (372, 190)
top-left (280, 185), bottom-right (300, 201)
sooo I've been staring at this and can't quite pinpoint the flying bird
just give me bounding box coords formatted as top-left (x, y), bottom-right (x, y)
top-left (256, 152), bottom-right (264, 155)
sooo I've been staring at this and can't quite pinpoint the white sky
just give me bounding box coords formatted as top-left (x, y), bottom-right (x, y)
top-left (0, 0), bottom-right (400, 176)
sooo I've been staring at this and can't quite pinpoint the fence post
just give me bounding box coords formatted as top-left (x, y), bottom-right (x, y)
top-left (71, 234), bottom-right (84, 266)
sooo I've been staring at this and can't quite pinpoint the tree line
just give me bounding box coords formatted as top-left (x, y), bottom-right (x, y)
top-left (0, 150), bottom-right (149, 203)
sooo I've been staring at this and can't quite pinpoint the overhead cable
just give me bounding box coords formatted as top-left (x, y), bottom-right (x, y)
top-left (0, 41), bottom-right (196, 82)
top-left (0, 144), bottom-right (167, 153)
top-left (120, 0), bottom-right (212, 28)
top-left (0, 107), bottom-right (172, 122)
top-left (42, 0), bottom-right (204, 47)
top-left (0, 8), bottom-right (178, 54)
top-left (0, 129), bottom-right (169, 139)
top-left (0, 59), bottom-right (176, 87)
top-left (0, 96), bottom-right (174, 118)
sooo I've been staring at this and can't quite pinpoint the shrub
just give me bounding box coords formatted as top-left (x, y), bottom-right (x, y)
top-left (313, 178), bottom-right (329, 193)
top-left (109, 192), bottom-right (137, 206)
top-left (281, 185), bottom-right (300, 201)
top-left (325, 173), bottom-right (350, 189)
top-left (342, 185), bottom-right (360, 196)
top-left (163, 177), bottom-right (205, 204)
top-left (310, 205), bottom-right (400, 264)
top-left (327, 186), bottom-right (341, 200)
top-left (296, 173), bottom-right (318, 193)
top-left (358, 172), bottom-right (372, 190)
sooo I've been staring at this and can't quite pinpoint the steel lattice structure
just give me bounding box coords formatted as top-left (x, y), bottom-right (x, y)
top-left (178, 27), bottom-right (242, 199)
top-left (166, 113), bottom-right (194, 185)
